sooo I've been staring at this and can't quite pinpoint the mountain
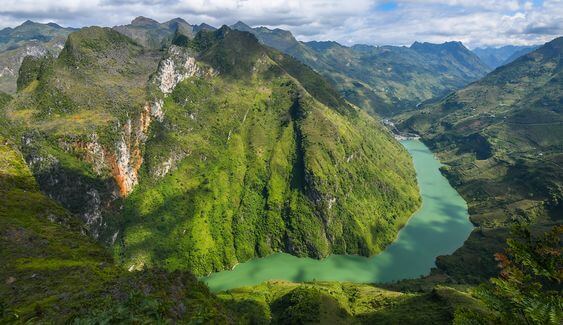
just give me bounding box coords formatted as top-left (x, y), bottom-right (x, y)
top-left (232, 23), bottom-right (490, 116)
top-left (473, 45), bottom-right (538, 69)
top-left (113, 16), bottom-right (195, 48)
top-left (0, 21), bottom-right (75, 93)
top-left (1, 26), bottom-right (420, 277)
top-left (400, 37), bottom-right (563, 281)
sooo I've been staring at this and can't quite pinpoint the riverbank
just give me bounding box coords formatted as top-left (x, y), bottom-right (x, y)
top-left (203, 140), bottom-right (473, 292)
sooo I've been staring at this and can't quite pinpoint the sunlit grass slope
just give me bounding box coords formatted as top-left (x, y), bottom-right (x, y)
top-left (115, 27), bottom-right (420, 275)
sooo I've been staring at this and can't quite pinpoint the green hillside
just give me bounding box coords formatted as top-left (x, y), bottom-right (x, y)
top-left (218, 281), bottom-right (491, 324)
top-left (114, 27), bottom-right (420, 275)
top-left (232, 22), bottom-right (490, 116)
top-left (400, 36), bottom-right (563, 281)
top-left (2, 26), bottom-right (420, 277)
top-left (0, 126), bottom-right (233, 323)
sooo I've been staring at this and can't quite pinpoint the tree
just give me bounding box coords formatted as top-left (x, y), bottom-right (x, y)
top-left (475, 224), bottom-right (562, 324)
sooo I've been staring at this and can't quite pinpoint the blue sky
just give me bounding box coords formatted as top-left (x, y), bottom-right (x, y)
top-left (0, 0), bottom-right (561, 48)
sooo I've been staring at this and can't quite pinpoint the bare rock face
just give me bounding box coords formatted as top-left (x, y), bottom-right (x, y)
top-left (155, 45), bottom-right (216, 94)
top-left (109, 105), bottom-right (152, 196)
top-left (152, 150), bottom-right (189, 178)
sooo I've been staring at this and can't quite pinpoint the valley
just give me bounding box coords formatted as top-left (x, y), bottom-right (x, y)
top-left (0, 12), bottom-right (560, 324)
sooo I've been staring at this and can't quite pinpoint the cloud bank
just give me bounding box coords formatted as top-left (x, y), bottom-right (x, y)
top-left (0, 0), bottom-right (561, 47)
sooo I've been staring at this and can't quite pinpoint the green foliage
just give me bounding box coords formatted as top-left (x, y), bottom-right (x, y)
top-left (116, 68), bottom-right (419, 274)
top-left (219, 281), bottom-right (491, 324)
top-left (271, 287), bottom-right (324, 323)
top-left (475, 225), bottom-right (562, 324)
top-left (193, 27), bottom-right (265, 78)
top-left (16, 56), bottom-right (43, 91)
top-left (0, 91), bottom-right (11, 108)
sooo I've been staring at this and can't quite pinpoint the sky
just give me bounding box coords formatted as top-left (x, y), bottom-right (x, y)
top-left (0, 0), bottom-right (561, 48)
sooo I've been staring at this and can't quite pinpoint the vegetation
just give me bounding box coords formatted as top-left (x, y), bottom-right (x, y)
top-left (114, 27), bottom-right (420, 275)
top-left (218, 280), bottom-right (492, 324)
top-left (399, 37), bottom-right (563, 282)
top-left (232, 22), bottom-right (490, 116)
top-left (2, 26), bottom-right (163, 235)
top-left (475, 225), bottom-right (562, 324)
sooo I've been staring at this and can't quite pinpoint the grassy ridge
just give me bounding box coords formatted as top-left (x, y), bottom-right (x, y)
top-left (217, 281), bottom-right (491, 324)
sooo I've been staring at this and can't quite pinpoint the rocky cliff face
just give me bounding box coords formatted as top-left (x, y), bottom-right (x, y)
top-left (16, 42), bottom-right (219, 236)
top-left (155, 45), bottom-right (217, 95)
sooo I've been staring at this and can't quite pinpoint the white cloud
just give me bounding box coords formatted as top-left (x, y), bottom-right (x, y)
top-left (0, 0), bottom-right (561, 47)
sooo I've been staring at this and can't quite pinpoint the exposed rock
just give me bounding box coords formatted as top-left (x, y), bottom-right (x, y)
top-left (154, 45), bottom-right (216, 94)
top-left (150, 99), bottom-right (164, 122)
top-left (152, 150), bottom-right (189, 178)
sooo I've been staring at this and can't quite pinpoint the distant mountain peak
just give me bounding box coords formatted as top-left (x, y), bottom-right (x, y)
top-left (193, 23), bottom-right (217, 32)
top-left (232, 21), bottom-right (252, 31)
top-left (131, 16), bottom-right (160, 26)
top-left (46, 22), bottom-right (62, 29)
top-left (306, 40), bottom-right (344, 51)
top-left (21, 20), bottom-right (36, 26)
top-left (165, 17), bottom-right (189, 25)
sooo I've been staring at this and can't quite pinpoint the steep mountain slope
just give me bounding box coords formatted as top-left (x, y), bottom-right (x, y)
top-left (0, 21), bottom-right (75, 93)
top-left (400, 36), bottom-right (563, 281)
top-left (3, 26), bottom-right (420, 277)
top-left (232, 22), bottom-right (490, 116)
top-left (115, 27), bottom-right (420, 275)
top-left (473, 45), bottom-right (538, 69)
top-left (3, 26), bottom-right (163, 238)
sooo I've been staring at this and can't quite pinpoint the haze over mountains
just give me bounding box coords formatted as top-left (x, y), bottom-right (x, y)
top-left (473, 45), bottom-right (539, 69)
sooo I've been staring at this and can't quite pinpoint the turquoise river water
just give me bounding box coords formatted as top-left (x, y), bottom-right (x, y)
top-left (203, 140), bottom-right (473, 292)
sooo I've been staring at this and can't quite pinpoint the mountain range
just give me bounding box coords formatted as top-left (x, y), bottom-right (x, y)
top-left (473, 45), bottom-right (539, 69)
top-left (2, 24), bottom-right (420, 277)
top-left (0, 15), bottom-right (560, 324)
top-left (0, 18), bottom-right (545, 116)
top-left (232, 21), bottom-right (491, 116)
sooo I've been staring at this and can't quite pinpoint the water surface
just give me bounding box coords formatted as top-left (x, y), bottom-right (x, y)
top-left (203, 140), bottom-right (473, 292)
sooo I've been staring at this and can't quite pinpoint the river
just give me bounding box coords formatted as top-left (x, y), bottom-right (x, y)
top-left (203, 140), bottom-right (473, 292)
